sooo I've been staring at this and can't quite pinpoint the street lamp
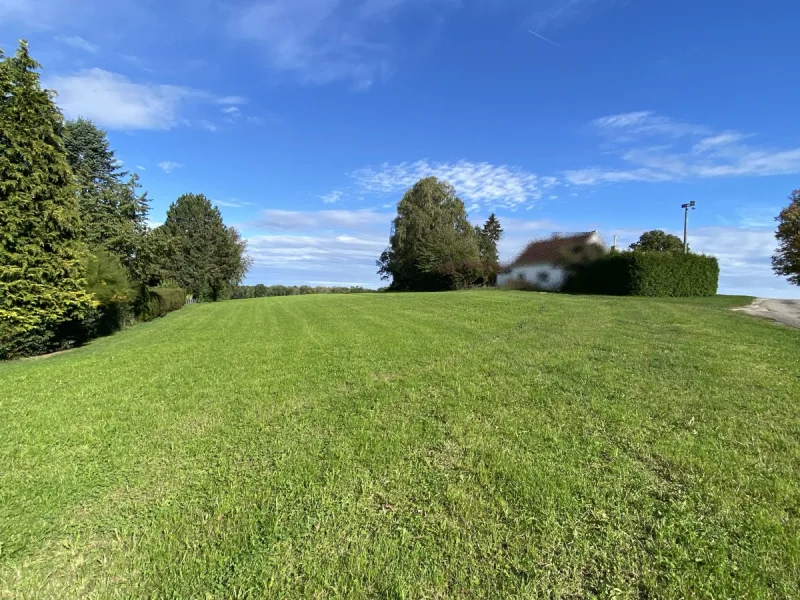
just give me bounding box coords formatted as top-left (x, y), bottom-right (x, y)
top-left (681, 201), bottom-right (696, 254)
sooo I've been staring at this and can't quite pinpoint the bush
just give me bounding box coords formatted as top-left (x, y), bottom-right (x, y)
top-left (136, 287), bottom-right (186, 321)
top-left (83, 249), bottom-right (134, 337)
top-left (567, 252), bottom-right (719, 297)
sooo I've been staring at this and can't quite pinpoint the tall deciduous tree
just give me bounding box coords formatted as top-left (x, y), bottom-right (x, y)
top-left (0, 41), bottom-right (95, 357)
top-left (63, 118), bottom-right (149, 275)
top-left (159, 193), bottom-right (251, 300)
top-left (630, 229), bottom-right (685, 253)
top-left (377, 177), bottom-right (481, 290)
top-left (772, 189), bottom-right (800, 286)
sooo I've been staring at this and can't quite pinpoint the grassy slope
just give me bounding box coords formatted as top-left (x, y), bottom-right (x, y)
top-left (1, 292), bottom-right (798, 599)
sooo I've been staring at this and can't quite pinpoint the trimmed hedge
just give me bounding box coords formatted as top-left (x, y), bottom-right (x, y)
top-left (136, 287), bottom-right (186, 321)
top-left (567, 252), bottom-right (719, 297)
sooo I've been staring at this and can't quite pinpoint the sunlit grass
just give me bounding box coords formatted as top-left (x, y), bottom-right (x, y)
top-left (1, 291), bottom-right (798, 598)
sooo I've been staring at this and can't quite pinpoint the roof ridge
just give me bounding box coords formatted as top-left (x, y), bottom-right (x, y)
top-left (506, 232), bottom-right (602, 268)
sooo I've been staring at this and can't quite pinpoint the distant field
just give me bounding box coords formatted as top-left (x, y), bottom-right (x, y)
top-left (1, 291), bottom-right (798, 598)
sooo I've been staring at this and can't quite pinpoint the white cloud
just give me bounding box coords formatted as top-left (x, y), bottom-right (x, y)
top-left (248, 233), bottom-right (386, 269)
top-left (44, 69), bottom-right (246, 131)
top-left (321, 190), bottom-right (343, 204)
top-left (221, 106), bottom-right (241, 115)
top-left (136, 165), bottom-right (146, 171)
top-left (675, 226), bottom-right (798, 298)
top-left (352, 160), bottom-right (544, 210)
top-left (253, 208), bottom-right (392, 231)
top-left (158, 161), bottom-right (183, 174)
top-left (45, 69), bottom-right (195, 130)
top-left (568, 111), bottom-right (800, 185)
top-left (54, 35), bottom-right (98, 53)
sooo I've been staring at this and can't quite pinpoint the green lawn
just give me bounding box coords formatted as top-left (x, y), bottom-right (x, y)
top-left (1, 292), bottom-right (799, 598)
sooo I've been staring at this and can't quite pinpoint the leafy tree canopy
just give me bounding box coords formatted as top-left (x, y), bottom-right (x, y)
top-left (159, 193), bottom-right (251, 301)
top-left (772, 189), bottom-right (800, 286)
top-left (630, 229), bottom-right (684, 253)
top-left (378, 177), bottom-right (483, 291)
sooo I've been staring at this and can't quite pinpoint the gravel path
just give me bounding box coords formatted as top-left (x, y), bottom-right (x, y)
top-left (736, 298), bottom-right (800, 329)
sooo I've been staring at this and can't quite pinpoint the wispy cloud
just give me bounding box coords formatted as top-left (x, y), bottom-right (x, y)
top-left (321, 190), bottom-right (344, 204)
top-left (566, 111), bottom-right (800, 185)
top-left (43, 69), bottom-right (246, 131)
top-left (227, 0), bottom-right (448, 88)
top-left (692, 131), bottom-right (748, 153)
top-left (216, 96), bottom-right (247, 105)
top-left (529, 0), bottom-right (620, 31)
top-left (136, 165), bottom-right (146, 171)
top-left (244, 208), bottom-right (393, 285)
top-left (214, 198), bottom-right (252, 208)
top-left (347, 114), bottom-right (800, 200)
top-left (592, 110), bottom-right (710, 139)
top-left (0, 0), bottom-right (67, 28)
top-left (54, 35), bottom-right (98, 53)
top-left (158, 161), bottom-right (183, 174)
top-left (352, 160), bottom-right (550, 210)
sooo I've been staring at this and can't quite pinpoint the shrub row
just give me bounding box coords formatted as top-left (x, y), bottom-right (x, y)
top-left (567, 252), bottom-right (719, 297)
top-left (136, 287), bottom-right (186, 321)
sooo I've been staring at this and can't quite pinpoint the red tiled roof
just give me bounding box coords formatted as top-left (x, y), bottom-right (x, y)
top-left (508, 232), bottom-right (601, 267)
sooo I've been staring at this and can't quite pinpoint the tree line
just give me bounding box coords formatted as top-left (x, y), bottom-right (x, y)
top-left (0, 42), bottom-right (250, 358)
top-left (377, 177), bottom-right (503, 291)
top-left (232, 285), bottom-right (376, 299)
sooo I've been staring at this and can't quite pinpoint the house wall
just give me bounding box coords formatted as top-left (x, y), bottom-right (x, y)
top-left (498, 263), bottom-right (567, 291)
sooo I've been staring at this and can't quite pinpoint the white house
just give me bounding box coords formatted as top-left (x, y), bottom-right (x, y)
top-left (498, 232), bottom-right (606, 291)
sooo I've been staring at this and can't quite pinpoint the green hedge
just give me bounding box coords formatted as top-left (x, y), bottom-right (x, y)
top-left (567, 252), bottom-right (719, 297)
top-left (136, 287), bottom-right (186, 321)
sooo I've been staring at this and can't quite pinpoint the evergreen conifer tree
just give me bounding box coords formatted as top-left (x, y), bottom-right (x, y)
top-left (0, 41), bottom-right (95, 357)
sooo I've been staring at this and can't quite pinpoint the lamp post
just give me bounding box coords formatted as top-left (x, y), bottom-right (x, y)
top-left (681, 201), bottom-right (696, 253)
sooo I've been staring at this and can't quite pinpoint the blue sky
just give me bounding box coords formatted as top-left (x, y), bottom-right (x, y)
top-left (2, 0), bottom-right (799, 297)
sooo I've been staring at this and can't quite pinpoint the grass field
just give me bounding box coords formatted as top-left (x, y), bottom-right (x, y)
top-left (1, 291), bottom-right (799, 598)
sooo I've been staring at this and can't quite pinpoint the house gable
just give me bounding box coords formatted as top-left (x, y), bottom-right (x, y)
top-left (508, 232), bottom-right (605, 269)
